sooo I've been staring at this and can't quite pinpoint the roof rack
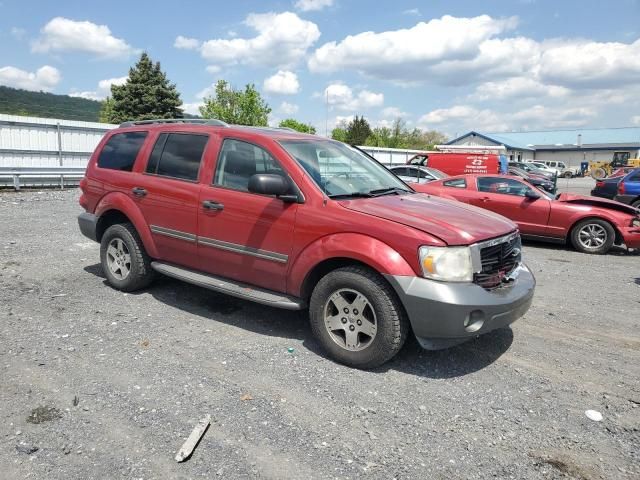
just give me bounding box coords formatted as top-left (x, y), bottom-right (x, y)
top-left (119, 118), bottom-right (228, 128)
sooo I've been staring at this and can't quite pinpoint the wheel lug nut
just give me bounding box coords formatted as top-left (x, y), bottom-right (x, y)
top-left (341, 317), bottom-right (347, 324)
top-left (349, 325), bottom-right (355, 331)
top-left (357, 320), bottom-right (362, 326)
top-left (353, 309), bottom-right (359, 315)
top-left (343, 308), bottom-right (349, 314)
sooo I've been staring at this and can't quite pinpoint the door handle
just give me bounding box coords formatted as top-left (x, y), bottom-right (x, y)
top-left (132, 187), bottom-right (147, 197)
top-left (202, 200), bottom-right (224, 211)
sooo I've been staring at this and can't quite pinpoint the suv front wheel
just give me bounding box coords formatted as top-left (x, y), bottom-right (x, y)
top-left (309, 266), bottom-right (408, 369)
top-left (100, 223), bottom-right (155, 292)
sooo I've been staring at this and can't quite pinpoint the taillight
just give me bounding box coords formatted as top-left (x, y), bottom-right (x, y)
top-left (596, 181), bottom-right (604, 188)
top-left (618, 182), bottom-right (625, 194)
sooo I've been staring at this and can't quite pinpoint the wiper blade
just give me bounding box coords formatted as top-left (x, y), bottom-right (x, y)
top-left (327, 191), bottom-right (373, 199)
top-left (368, 187), bottom-right (412, 196)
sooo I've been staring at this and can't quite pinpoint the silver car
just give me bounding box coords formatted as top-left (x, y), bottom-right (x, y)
top-left (389, 165), bottom-right (448, 184)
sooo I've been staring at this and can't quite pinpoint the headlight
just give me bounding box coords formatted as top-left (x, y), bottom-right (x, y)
top-left (418, 246), bottom-right (474, 282)
top-left (632, 218), bottom-right (640, 227)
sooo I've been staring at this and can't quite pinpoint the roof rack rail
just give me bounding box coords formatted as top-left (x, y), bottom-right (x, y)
top-left (119, 118), bottom-right (228, 128)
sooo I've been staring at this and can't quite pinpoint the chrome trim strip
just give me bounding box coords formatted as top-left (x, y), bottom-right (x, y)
top-left (150, 225), bottom-right (197, 243)
top-left (198, 236), bottom-right (288, 263)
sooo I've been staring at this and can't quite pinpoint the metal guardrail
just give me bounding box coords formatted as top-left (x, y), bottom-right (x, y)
top-left (0, 166), bottom-right (86, 190)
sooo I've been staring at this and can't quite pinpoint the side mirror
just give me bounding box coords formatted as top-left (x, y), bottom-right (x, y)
top-left (248, 174), bottom-right (299, 202)
top-left (525, 189), bottom-right (541, 200)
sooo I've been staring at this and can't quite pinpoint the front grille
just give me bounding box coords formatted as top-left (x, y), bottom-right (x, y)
top-left (474, 234), bottom-right (522, 289)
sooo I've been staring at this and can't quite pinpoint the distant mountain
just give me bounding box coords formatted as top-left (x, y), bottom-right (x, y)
top-left (0, 85), bottom-right (199, 123)
top-left (0, 85), bottom-right (103, 122)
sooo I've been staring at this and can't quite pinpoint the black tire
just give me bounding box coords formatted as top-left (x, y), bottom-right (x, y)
top-left (309, 265), bottom-right (409, 369)
top-left (563, 171), bottom-right (572, 178)
top-left (631, 199), bottom-right (640, 209)
top-left (570, 218), bottom-right (615, 254)
top-left (100, 223), bottom-right (155, 291)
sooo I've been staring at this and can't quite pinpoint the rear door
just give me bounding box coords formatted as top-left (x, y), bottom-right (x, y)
top-left (196, 138), bottom-right (298, 293)
top-left (471, 176), bottom-right (551, 236)
top-left (132, 132), bottom-right (210, 270)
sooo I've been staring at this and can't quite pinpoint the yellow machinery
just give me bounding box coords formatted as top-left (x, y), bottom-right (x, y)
top-left (590, 158), bottom-right (640, 179)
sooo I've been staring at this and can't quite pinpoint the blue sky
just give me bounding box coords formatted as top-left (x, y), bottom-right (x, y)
top-left (1, 0), bottom-right (640, 136)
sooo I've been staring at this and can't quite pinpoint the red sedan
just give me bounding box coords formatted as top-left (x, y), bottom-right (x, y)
top-left (414, 174), bottom-right (640, 254)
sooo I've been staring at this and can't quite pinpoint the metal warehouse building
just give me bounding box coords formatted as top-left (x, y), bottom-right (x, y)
top-left (446, 127), bottom-right (640, 167)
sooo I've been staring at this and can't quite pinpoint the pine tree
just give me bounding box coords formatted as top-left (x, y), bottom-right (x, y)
top-left (345, 116), bottom-right (372, 145)
top-left (107, 53), bottom-right (183, 124)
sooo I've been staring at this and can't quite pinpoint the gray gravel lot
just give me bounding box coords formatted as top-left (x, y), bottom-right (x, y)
top-left (1, 183), bottom-right (639, 480)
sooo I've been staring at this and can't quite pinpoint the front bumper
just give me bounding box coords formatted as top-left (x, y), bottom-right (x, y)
top-left (78, 212), bottom-right (98, 242)
top-left (384, 263), bottom-right (535, 350)
top-left (614, 194), bottom-right (637, 206)
top-left (619, 226), bottom-right (640, 248)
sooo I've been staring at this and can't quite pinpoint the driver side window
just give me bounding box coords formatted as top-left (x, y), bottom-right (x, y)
top-left (214, 139), bottom-right (284, 192)
top-left (477, 177), bottom-right (529, 197)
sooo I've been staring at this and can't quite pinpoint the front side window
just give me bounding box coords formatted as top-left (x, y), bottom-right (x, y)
top-left (214, 139), bottom-right (284, 192)
top-left (279, 140), bottom-right (410, 198)
top-left (477, 177), bottom-right (530, 196)
top-left (97, 132), bottom-right (147, 171)
top-left (145, 133), bottom-right (208, 181)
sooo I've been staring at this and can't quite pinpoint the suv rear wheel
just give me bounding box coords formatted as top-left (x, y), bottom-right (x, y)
top-left (100, 223), bottom-right (155, 291)
top-left (309, 266), bottom-right (408, 369)
top-left (570, 218), bottom-right (615, 254)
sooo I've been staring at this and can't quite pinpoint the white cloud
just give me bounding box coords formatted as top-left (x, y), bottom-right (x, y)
top-left (403, 8), bottom-right (420, 16)
top-left (32, 17), bottom-right (136, 59)
top-left (538, 38), bottom-right (640, 89)
top-left (69, 76), bottom-right (128, 101)
top-left (512, 104), bottom-right (596, 128)
top-left (199, 12), bottom-right (320, 68)
top-left (263, 70), bottom-right (300, 95)
top-left (632, 115), bottom-right (640, 126)
top-left (309, 15), bottom-right (518, 82)
top-left (324, 83), bottom-right (384, 111)
top-left (0, 65), bottom-right (60, 91)
top-left (294, 0), bottom-right (334, 12)
top-left (183, 102), bottom-right (204, 116)
top-left (418, 105), bottom-right (508, 132)
top-left (279, 101), bottom-right (299, 115)
top-left (381, 106), bottom-right (409, 118)
top-left (474, 77), bottom-right (569, 100)
top-left (174, 35), bottom-right (200, 50)
top-left (206, 65), bottom-right (221, 74)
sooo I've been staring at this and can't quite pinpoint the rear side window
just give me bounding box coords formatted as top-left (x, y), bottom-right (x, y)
top-left (145, 133), bottom-right (208, 181)
top-left (443, 178), bottom-right (466, 188)
top-left (97, 132), bottom-right (147, 171)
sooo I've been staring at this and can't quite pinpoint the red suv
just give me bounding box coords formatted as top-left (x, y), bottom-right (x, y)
top-left (78, 119), bottom-right (535, 368)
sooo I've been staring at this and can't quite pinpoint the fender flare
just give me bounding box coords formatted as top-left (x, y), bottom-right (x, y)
top-left (288, 233), bottom-right (417, 298)
top-left (95, 192), bottom-right (159, 258)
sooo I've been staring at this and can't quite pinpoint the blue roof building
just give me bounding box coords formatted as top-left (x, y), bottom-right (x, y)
top-left (446, 127), bottom-right (640, 166)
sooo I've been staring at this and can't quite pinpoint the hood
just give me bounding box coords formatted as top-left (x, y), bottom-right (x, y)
top-left (556, 193), bottom-right (639, 215)
top-left (340, 193), bottom-right (517, 245)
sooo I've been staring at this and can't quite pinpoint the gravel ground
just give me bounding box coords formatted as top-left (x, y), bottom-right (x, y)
top-left (1, 186), bottom-right (639, 480)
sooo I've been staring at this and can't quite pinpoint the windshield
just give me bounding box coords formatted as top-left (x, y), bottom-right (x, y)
top-left (279, 139), bottom-right (412, 198)
top-left (426, 167), bottom-right (447, 179)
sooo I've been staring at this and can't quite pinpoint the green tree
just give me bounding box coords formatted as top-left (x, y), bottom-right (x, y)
top-left (345, 115), bottom-right (372, 145)
top-left (278, 118), bottom-right (316, 134)
top-left (199, 80), bottom-right (271, 126)
top-left (331, 120), bottom-right (348, 142)
top-left (363, 117), bottom-right (448, 149)
top-left (99, 97), bottom-right (115, 123)
top-left (106, 52), bottom-right (183, 124)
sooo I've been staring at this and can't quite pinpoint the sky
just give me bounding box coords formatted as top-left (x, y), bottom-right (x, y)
top-left (1, 0), bottom-right (640, 137)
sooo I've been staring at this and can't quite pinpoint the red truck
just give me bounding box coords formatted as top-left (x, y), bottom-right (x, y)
top-left (78, 119), bottom-right (534, 368)
top-left (408, 150), bottom-right (502, 176)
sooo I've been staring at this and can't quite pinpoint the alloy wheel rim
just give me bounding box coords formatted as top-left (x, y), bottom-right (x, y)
top-left (323, 288), bottom-right (377, 352)
top-left (577, 224), bottom-right (607, 250)
top-left (106, 238), bottom-right (131, 280)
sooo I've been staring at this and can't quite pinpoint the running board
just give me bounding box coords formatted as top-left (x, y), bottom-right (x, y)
top-left (151, 262), bottom-right (305, 310)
